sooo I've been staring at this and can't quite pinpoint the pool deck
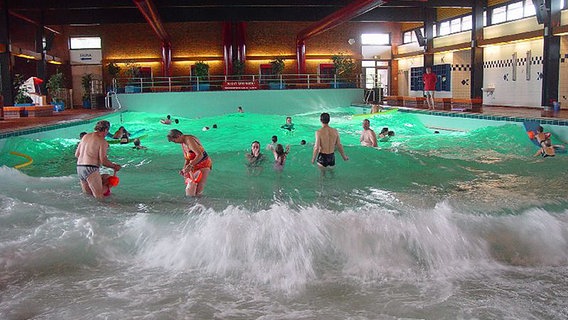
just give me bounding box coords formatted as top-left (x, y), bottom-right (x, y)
top-left (1, 105), bottom-right (567, 137)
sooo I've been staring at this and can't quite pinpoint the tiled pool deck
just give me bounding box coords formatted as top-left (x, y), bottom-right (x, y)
top-left (389, 106), bottom-right (568, 126)
top-left (1, 106), bottom-right (567, 140)
top-left (0, 109), bottom-right (115, 139)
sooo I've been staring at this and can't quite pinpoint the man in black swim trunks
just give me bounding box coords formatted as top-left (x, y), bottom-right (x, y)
top-left (311, 112), bottom-right (349, 169)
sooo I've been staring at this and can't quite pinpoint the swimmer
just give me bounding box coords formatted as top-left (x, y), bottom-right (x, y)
top-left (75, 120), bottom-right (122, 199)
top-left (132, 138), bottom-right (147, 150)
top-left (370, 104), bottom-right (381, 113)
top-left (112, 126), bottom-right (129, 139)
top-left (272, 143), bottom-right (290, 171)
top-left (267, 135), bottom-right (278, 151)
top-left (202, 126), bottom-right (210, 131)
top-left (246, 141), bottom-right (264, 166)
top-left (360, 119), bottom-right (377, 147)
top-left (213, 124), bottom-right (218, 129)
top-left (301, 140), bottom-right (307, 145)
top-left (160, 115), bottom-right (172, 124)
top-left (167, 129), bottom-right (212, 197)
top-left (311, 112), bottom-right (348, 169)
top-left (281, 116), bottom-right (295, 131)
top-left (237, 106), bottom-right (244, 113)
top-left (378, 127), bottom-right (389, 139)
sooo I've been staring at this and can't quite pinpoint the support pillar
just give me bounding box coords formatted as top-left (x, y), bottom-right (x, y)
top-left (470, 0), bottom-right (485, 99)
top-left (541, 0), bottom-right (560, 106)
top-left (422, 8), bottom-right (435, 67)
top-left (0, 0), bottom-right (12, 105)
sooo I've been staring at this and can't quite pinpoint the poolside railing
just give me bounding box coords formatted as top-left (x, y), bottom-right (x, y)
top-left (112, 73), bottom-right (364, 94)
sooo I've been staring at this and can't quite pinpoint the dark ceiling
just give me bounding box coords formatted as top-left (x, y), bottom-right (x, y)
top-left (4, 0), bottom-right (473, 25)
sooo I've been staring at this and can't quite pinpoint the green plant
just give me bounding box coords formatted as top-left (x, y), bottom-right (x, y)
top-left (194, 61), bottom-right (209, 80)
top-left (331, 53), bottom-right (355, 79)
top-left (107, 62), bottom-right (121, 78)
top-left (232, 59), bottom-right (245, 77)
top-left (81, 73), bottom-right (93, 102)
top-left (270, 57), bottom-right (285, 76)
top-left (124, 61), bottom-right (141, 78)
top-left (46, 71), bottom-right (66, 103)
top-left (13, 74), bottom-right (32, 104)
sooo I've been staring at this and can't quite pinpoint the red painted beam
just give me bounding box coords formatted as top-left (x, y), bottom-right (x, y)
top-left (133, 0), bottom-right (172, 76)
top-left (296, 0), bottom-right (384, 73)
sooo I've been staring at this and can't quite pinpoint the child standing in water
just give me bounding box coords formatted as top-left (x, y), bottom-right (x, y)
top-left (272, 143), bottom-right (290, 171)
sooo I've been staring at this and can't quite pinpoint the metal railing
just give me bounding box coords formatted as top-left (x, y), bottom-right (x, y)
top-left (111, 73), bottom-right (365, 93)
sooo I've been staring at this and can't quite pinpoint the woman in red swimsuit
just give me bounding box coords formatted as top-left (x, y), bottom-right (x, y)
top-left (167, 129), bottom-right (212, 196)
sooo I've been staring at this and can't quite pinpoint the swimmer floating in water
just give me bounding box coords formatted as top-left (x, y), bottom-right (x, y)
top-left (281, 116), bottom-right (295, 131)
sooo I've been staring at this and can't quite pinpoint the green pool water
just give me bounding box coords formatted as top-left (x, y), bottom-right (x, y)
top-left (1, 107), bottom-right (566, 212)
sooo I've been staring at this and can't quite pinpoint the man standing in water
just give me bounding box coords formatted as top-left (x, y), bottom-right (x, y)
top-left (311, 112), bottom-right (349, 169)
top-left (75, 120), bottom-right (122, 199)
top-left (360, 119), bottom-right (377, 147)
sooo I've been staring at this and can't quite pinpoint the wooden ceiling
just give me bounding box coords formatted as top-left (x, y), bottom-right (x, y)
top-left (4, 0), bottom-right (474, 25)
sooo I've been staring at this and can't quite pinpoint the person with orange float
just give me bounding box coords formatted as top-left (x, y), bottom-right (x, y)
top-left (167, 129), bottom-right (212, 197)
top-left (75, 120), bottom-right (122, 199)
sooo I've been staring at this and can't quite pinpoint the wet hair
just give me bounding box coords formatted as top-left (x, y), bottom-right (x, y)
top-left (250, 140), bottom-right (261, 154)
top-left (271, 135), bottom-right (278, 143)
top-left (166, 115), bottom-right (171, 119)
top-left (275, 144), bottom-right (285, 155)
top-left (388, 130), bottom-right (395, 136)
top-left (301, 140), bottom-right (306, 145)
top-left (133, 138), bottom-right (141, 146)
top-left (537, 125), bottom-right (544, 133)
top-left (94, 120), bottom-right (110, 132)
top-left (320, 112), bottom-right (330, 124)
top-left (167, 129), bottom-right (183, 140)
top-left (79, 131), bottom-right (87, 139)
top-left (380, 127), bottom-right (389, 134)
top-left (213, 124), bottom-right (218, 128)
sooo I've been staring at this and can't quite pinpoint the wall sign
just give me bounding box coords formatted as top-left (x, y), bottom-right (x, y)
top-left (70, 49), bottom-right (102, 65)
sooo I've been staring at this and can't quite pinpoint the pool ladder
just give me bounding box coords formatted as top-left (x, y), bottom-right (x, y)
top-left (105, 91), bottom-right (122, 109)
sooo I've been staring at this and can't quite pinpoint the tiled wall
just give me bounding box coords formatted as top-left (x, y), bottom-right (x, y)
top-left (452, 50), bottom-right (471, 99)
top-left (482, 39), bottom-right (543, 107)
top-left (559, 36), bottom-right (568, 107)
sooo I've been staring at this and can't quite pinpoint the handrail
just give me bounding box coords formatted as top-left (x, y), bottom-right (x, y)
top-left (111, 73), bottom-right (365, 93)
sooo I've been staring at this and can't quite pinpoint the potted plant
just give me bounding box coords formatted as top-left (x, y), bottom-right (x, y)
top-left (13, 74), bottom-right (33, 106)
top-left (193, 61), bottom-right (210, 91)
top-left (232, 59), bottom-right (245, 79)
top-left (46, 71), bottom-right (66, 111)
top-left (331, 53), bottom-right (356, 88)
top-left (124, 61), bottom-right (141, 93)
top-left (106, 62), bottom-right (121, 92)
top-left (81, 73), bottom-right (93, 109)
top-left (269, 57), bottom-right (285, 89)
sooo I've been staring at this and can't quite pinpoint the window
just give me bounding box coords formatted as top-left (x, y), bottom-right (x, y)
top-left (361, 33), bottom-right (390, 45)
top-left (461, 15), bottom-right (472, 31)
top-left (450, 18), bottom-right (461, 33)
top-left (507, 2), bottom-right (524, 21)
top-left (524, 1), bottom-right (536, 17)
top-left (403, 31), bottom-right (413, 44)
top-left (492, 6), bottom-right (507, 24)
top-left (70, 37), bottom-right (101, 49)
top-left (438, 21), bottom-right (450, 36)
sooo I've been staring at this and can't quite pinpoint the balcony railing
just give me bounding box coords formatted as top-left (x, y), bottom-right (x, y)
top-left (111, 73), bottom-right (364, 93)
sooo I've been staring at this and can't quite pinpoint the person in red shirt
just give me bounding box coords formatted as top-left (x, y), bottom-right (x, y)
top-left (423, 66), bottom-right (437, 110)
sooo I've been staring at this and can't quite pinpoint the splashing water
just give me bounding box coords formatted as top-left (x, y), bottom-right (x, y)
top-left (1, 108), bottom-right (567, 319)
